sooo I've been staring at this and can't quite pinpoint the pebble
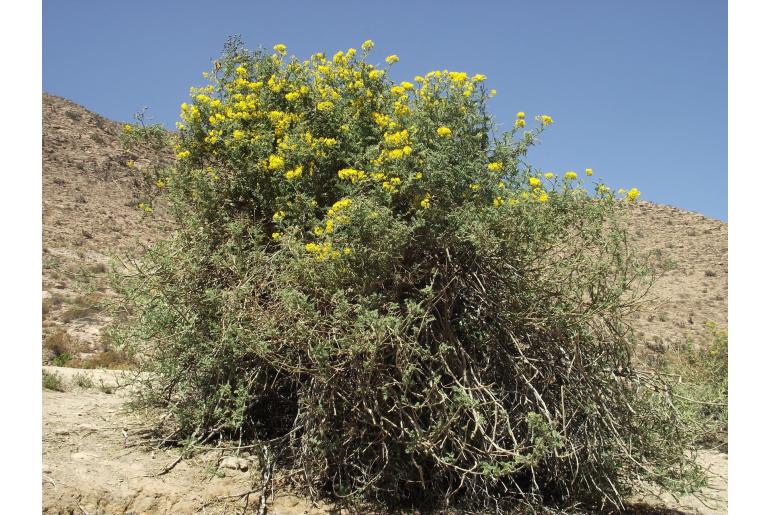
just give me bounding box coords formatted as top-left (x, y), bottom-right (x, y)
top-left (219, 456), bottom-right (249, 472)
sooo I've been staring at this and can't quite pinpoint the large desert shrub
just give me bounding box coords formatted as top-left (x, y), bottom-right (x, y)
top-left (114, 38), bottom-right (703, 511)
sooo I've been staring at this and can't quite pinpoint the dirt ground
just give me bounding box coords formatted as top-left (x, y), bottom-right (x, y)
top-left (42, 367), bottom-right (332, 514)
top-left (43, 366), bottom-right (726, 514)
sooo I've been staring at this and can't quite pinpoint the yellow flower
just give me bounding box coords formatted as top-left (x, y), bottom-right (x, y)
top-left (400, 81), bottom-right (414, 90)
top-left (368, 69), bottom-right (385, 80)
top-left (489, 89), bottom-right (497, 97)
top-left (126, 160), bottom-right (134, 168)
top-left (122, 124), bottom-right (133, 133)
top-left (487, 162), bottom-right (502, 172)
top-left (343, 247), bottom-right (352, 255)
top-left (272, 210), bottom-right (286, 222)
top-left (469, 183), bottom-right (480, 191)
top-left (493, 196), bottom-right (503, 207)
top-left (436, 126), bottom-right (452, 137)
top-left (565, 171), bottom-right (578, 180)
top-left (232, 129), bottom-right (245, 140)
top-left (544, 172), bottom-right (554, 179)
top-left (268, 154), bottom-right (285, 170)
top-left (415, 172), bottom-right (423, 180)
top-left (517, 111), bottom-right (525, 119)
top-left (541, 115), bottom-right (553, 126)
top-left (271, 232), bottom-right (282, 239)
top-left (338, 168), bottom-right (366, 182)
top-left (585, 168), bottom-right (593, 176)
top-left (317, 101), bottom-right (334, 111)
top-left (515, 119), bottom-right (526, 128)
top-left (285, 91), bottom-right (301, 101)
top-left (420, 193), bottom-right (431, 208)
top-left (177, 150), bottom-right (191, 159)
top-left (471, 74), bottom-right (487, 82)
top-left (385, 54), bottom-right (399, 64)
top-left (273, 43), bottom-right (287, 55)
top-left (529, 177), bottom-right (541, 188)
top-left (285, 165), bottom-right (303, 180)
top-left (626, 188), bottom-right (641, 201)
top-left (361, 39), bottom-right (374, 51)
top-left (536, 189), bottom-right (549, 203)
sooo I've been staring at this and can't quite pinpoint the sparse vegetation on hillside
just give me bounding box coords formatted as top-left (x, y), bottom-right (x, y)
top-left (111, 39), bottom-right (708, 512)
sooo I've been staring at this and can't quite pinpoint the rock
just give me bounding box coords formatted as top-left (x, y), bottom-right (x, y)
top-left (219, 456), bottom-right (249, 472)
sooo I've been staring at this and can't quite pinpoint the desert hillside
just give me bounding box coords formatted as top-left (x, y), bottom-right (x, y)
top-left (42, 93), bottom-right (174, 358)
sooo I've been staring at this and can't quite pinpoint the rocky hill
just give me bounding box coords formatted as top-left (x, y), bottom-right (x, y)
top-left (42, 93), bottom-right (173, 361)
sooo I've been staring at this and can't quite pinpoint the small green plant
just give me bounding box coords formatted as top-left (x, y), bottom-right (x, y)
top-left (42, 371), bottom-right (66, 391)
top-left (73, 372), bottom-right (94, 389)
top-left (51, 352), bottom-right (73, 367)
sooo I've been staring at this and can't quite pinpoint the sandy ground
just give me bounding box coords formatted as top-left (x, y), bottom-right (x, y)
top-left (43, 368), bottom-right (725, 515)
top-left (42, 367), bottom-right (331, 514)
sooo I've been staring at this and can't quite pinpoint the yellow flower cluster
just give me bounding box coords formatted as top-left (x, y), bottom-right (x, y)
top-left (338, 168), bottom-right (366, 183)
top-left (268, 154), bottom-right (285, 170)
top-left (285, 165), bottom-right (303, 180)
top-left (516, 111), bottom-right (526, 129)
top-left (420, 192), bottom-right (431, 208)
top-left (173, 39), bottom-right (604, 259)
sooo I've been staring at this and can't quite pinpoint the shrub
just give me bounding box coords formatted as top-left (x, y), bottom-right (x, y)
top-left (73, 372), bottom-right (95, 389)
top-left (43, 330), bottom-right (84, 365)
top-left (668, 325), bottom-right (728, 450)
top-left (42, 370), bottom-right (65, 392)
top-left (113, 38), bottom-right (703, 511)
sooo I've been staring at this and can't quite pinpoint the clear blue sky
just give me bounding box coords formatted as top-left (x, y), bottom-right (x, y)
top-left (43, 0), bottom-right (726, 220)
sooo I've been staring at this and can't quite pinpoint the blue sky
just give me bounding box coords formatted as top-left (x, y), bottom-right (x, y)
top-left (43, 0), bottom-right (726, 220)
